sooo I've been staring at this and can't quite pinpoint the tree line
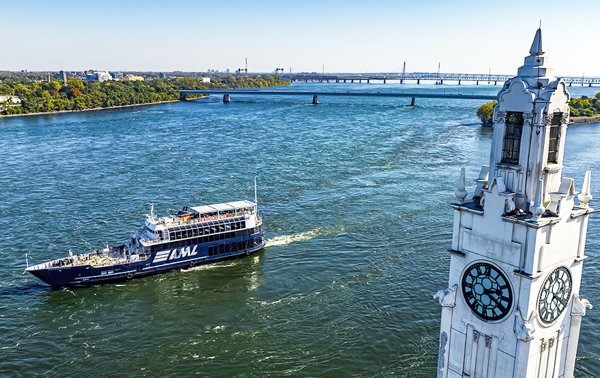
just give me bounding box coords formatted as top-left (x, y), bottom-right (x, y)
top-left (476, 92), bottom-right (600, 124)
top-left (0, 74), bottom-right (289, 115)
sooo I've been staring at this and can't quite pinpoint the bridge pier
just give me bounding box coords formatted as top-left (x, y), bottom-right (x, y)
top-left (417, 79), bottom-right (420, 84)
top-left (359, 79), bottom-right (362, 83)
top-left (223, 94), bottom-right (230, 103)
top-left (367, 79), bottom-right (370, 83)
top-left (476, 80), bottom-right (479, 85)
top-left (400, 79), bottom-right (404, 84)
top-left (351, 79), bottom-right (354, 83)
top-left (494, 81), bottom-right (497, 85)
top-left (383, 79), bottom-right (386, 84)
top-left (312, 95), bottom-right (319, 105)
top-left (458, 80), bottom-right (461, 85)
top-left (410, 97), bottom-right (415, 106)
top-left (440, 79), bottom-right (443, 84)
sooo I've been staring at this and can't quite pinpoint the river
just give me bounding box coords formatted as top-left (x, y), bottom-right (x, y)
top-left (0, 82), bottom-right (598, 377)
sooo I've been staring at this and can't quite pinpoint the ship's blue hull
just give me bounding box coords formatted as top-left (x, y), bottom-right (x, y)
top-left (29, 232), bottom-right (264, 287)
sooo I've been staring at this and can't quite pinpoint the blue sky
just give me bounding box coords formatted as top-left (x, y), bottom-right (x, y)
top-left (2, 0), bottom-right (599, 76)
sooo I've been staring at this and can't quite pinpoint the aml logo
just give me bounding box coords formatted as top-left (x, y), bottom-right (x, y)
top-left (169, 245), bottom-right (198, 260)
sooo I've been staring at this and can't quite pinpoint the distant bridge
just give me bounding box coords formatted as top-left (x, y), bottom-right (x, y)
top-left (281, 72), bottom-right (600, 86)
top-left (179, 89), bottom-right (497, 105)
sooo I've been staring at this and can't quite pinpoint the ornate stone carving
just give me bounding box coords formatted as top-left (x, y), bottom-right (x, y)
top-left (571, 293), bottom-right (593, 317)
top-left (433, 284), bottom-right (458, 308)
top-left (493, 110), bottom-right (507, 123)
top-left (522, 112), bottom-right (534, 125)
top-left (514, 309), bottom-right (536, 342)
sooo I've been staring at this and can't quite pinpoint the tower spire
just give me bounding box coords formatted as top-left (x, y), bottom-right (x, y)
top-left (529, 28), bottom-right (543, 56)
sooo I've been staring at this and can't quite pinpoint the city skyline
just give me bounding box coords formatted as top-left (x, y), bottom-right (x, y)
top-left (3, 0), bottom-right (600, 77)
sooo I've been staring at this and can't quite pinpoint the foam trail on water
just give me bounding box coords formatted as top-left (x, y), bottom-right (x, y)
top-left (266, 227), bottom-right (344, 248)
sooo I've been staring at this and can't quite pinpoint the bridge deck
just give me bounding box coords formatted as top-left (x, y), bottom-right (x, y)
top-left (180, 89), bottom-right (497, 100)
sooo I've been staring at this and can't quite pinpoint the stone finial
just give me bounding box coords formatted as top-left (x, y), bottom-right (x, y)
top-left (578, 171), bottom-right (593, 208)
top-left (473, 165), bottom-right (489, 199)
top-left (455, 168), bottom-right (468, 204)
top-left (572, 293), bottom-right (593, 317)
top-left (530, 179), bottom-right (545, 221)
top-left (529, 28), bottom-right (544, 56)
top-left (433, 285), bottom-right (458, 308)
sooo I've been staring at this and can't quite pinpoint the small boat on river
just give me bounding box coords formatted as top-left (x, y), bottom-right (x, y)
top-left (25, 199), bottom-right (264, 287)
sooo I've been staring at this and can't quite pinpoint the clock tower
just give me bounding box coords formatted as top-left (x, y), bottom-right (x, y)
top-left (434, 29), bottom-right (594, 378)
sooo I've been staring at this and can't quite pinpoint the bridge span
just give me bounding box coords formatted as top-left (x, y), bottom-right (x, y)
top-left (282, 72), bottom-right (600, 86)
top-left (179, 89), bottom-right (497, 105)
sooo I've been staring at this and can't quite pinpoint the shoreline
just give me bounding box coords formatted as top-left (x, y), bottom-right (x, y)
top-left (569, 115), bottom-right (600, 124)
top-left (0, 100), bottom-right (183, 118)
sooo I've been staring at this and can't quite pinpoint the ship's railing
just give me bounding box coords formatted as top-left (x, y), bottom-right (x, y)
top-left (156, 208), bottom-right (257, 228)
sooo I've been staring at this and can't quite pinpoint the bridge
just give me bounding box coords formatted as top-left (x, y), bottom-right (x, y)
top-left (281, 72), bottom-right (600, 86)
top-left (179, 88), bottom-right (497, 105)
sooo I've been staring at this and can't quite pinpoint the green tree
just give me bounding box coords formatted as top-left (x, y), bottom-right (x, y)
top-left (476, 100), bottom-right (497, 125)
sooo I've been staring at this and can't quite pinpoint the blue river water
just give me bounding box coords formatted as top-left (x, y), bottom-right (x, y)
top-left (0, 82), bottom-right (598, 377)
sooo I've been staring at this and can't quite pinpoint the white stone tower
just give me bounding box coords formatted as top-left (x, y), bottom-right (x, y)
top-left (434, 29), bottom-right (594, 378)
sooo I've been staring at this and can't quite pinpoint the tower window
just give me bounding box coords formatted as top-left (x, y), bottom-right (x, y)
top-left (547, 113), bottom-right (562, 164)
top-left (501, 112), bottom-right (524, 165)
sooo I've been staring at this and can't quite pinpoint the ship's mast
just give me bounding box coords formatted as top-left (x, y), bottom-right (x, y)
top-left (254, 176), bottom-right (258, 206)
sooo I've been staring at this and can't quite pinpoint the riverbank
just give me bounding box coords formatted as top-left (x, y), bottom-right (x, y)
top-left (0, 100), bottom-right (182, 118)
top-left (569, 115), bottom-right (600, 124)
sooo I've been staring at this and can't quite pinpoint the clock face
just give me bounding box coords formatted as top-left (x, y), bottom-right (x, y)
top-left (538, 267), bottom-right (572, 325)
top-left (462, 262), bottom-right (513, 321)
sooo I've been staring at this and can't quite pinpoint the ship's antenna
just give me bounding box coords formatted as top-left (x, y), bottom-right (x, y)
top-left (150, 203), bottom-right (154, 218)
top-left (254, 176), bottom-right (258, 205)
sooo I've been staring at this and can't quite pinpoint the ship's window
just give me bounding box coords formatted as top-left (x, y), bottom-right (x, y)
top-left (219, 225), bottom-right (225, 232)
top-left (501, 112), bottom-right (524, 165)
top-left (548, 113), bottom-right (562, 163)
top-left (192, 228), bottom-right (198, 236)
top-left (226, 224), bottom-right (231, 231)
top-left (204, 227), bottom-right (209, 234)
top-left (241, 221), bottom-right (246, 228)
top-left (175, 232), bottom-right (181, 239)
top-left (219, 244), bottom-right (225, 254)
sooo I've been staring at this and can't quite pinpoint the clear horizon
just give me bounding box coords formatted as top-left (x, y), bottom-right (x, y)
top-left (3, 0), bottom-right (600, 77)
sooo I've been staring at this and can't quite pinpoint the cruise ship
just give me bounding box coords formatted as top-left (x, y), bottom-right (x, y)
top-left (25, 200), bottom-right (264, 287)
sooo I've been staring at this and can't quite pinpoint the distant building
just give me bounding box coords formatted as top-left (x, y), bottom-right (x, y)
top-left (85, 71), bottom-right (113, 82)
top-left (202, 77), bottom-right (210, 83)
top-left (159, 72), bottom-right (167, 79)
top-left (123, 74), bottom-right (144, 81)
top-left (59, 71), bottom-right (67, 85)
top-left (112, 72), bottom-right (123, 79)
top-left (226, 69), bottom-right (230, 73)
top-left (0, 95), bottom-right (21, 111)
